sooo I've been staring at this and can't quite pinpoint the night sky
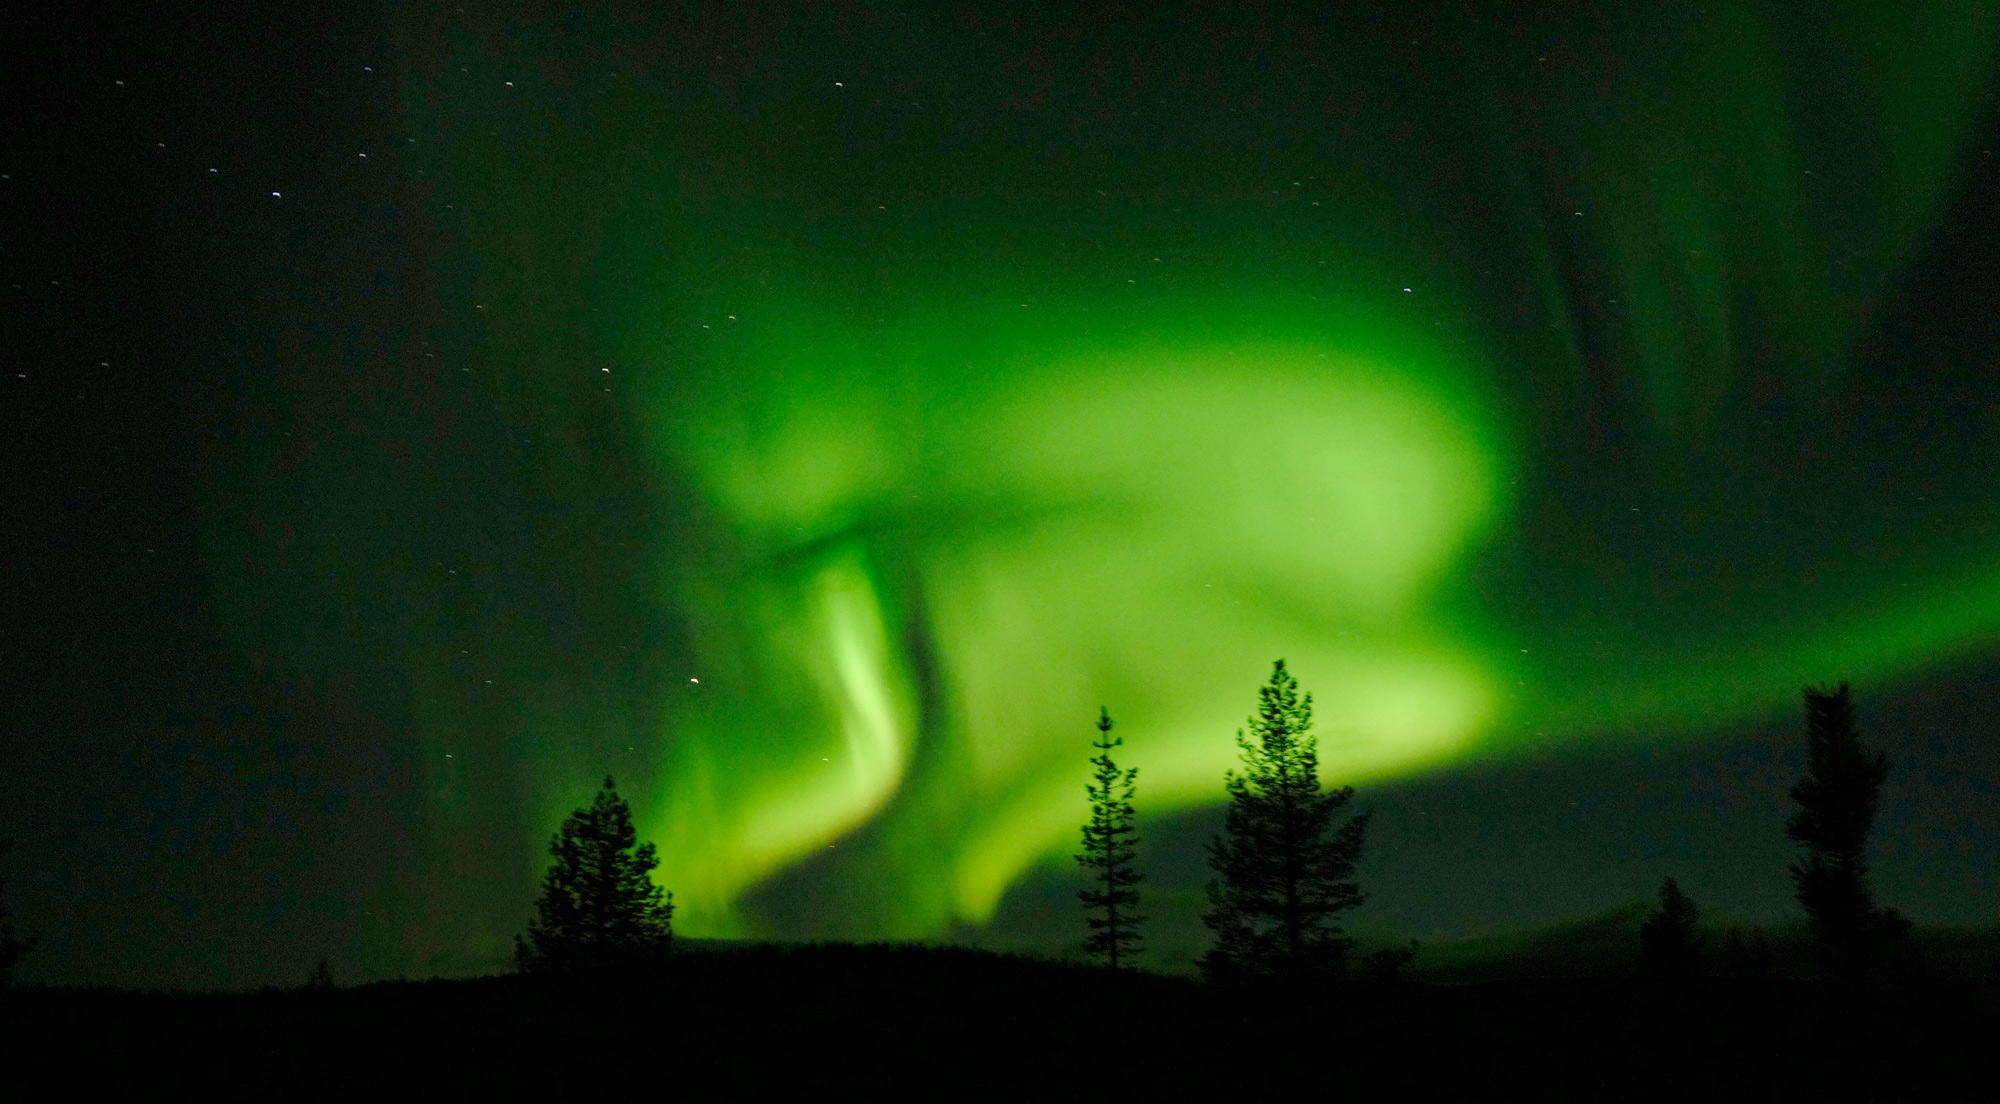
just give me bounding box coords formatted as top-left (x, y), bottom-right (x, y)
top-left (5, 0), bottom-right (2000, 989)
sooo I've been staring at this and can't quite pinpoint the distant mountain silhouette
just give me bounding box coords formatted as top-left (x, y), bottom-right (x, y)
top-left (1409, 904), bottom-right (2000, 984)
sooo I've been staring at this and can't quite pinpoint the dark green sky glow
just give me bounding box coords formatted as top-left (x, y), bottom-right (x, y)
top-left (8, 0), bottom-right (2000, 984)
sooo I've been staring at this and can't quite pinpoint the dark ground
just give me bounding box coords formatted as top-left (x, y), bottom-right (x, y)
top-left (4, 941), bottom-right (1994, 1101)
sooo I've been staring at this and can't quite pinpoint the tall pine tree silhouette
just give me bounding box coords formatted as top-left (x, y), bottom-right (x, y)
top-left (1786, 683), bottom-right (1907, 984)
top-left (1202, 660), bottom-right (1370, 983)
top-left (516, 777), bottom-right (674, 975)
top-left (1077, 707), bottom-right (1145, 969)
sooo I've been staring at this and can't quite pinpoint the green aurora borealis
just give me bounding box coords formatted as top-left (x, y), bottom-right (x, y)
top-left (384, 0), bottom-right (2000, 942)
top-left (643, 292), bottom-right (1507, 933)
top-left (31, 0), bottom-right (1992, 974)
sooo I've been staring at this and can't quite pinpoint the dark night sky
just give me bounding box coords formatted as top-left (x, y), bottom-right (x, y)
top-left (4, 1), bottom-right (1999, 988)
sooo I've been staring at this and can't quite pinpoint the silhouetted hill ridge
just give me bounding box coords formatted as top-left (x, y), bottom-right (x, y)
top-left (5, 936), bottom-right (1996, 1099)
top-left (1408, 906), bottom-right (2000, 984)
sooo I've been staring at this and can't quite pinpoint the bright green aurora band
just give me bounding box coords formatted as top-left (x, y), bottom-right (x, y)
top-left (239, 1), bottom-right (2000, 950)
top-left (646, 292), bottom-right (1506, 934)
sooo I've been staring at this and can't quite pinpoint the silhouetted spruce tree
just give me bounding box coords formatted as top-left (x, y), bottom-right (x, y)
top-left (1076, 707), bottom-right (1146, 970)
top-left (1358, 940), bottom-right (1420, 984)
top-left (1785, 683), bottom-right (1908, 984)
top-left (516, 777), bottom-right (674, 976)
top-left (305, 958), bottom-right (334, 990)
top-left (1202, 660), bottom-right (1371, 984)
top-left (1720, 927), bottom-right (1777, 982)
top-left (0, 839), bottom-right (30, 989)
top-left (1638, 876), bottom-right (1706, 983)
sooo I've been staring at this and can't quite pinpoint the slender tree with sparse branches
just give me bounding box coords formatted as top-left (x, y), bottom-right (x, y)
top-left (516, 777), bottom-right (674, 976)
top-left (1077, 707), bottom-right (1146, 970)
top-left (1202, 659), bottom-right (1371, 984)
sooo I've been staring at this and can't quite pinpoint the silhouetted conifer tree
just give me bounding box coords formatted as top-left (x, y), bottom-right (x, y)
top-left (1785, 684), bottom-right (1907, 984)
top-left (516, 777), bottom-right (674, 976)
top-left (305, 958), bottom-right (334, 990)
top-left (0, 839), bottom-right (30, 989)
top-left (1720, 927), bottom-right (1777, 982)
top-left (1076, 707), bottom-right (1146, 969)
top-left (1202, 660), bottom-right (1370, 983)
top-left (1359, 940), bottom-right (1420, 984)
top-left (1639, 877), bottom-right (1706, 982)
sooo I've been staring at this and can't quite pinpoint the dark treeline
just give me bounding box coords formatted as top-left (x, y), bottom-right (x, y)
top-left (3, 675), bottom-right (1997, 1099)
top-left (1071, 666), bottom-right (1931, 995)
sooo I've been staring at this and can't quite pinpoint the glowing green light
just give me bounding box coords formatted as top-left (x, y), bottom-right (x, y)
top-left (637, 287), bottom-right (1510, 934)
top-left (327, 0), bottom-right (2000, 961)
